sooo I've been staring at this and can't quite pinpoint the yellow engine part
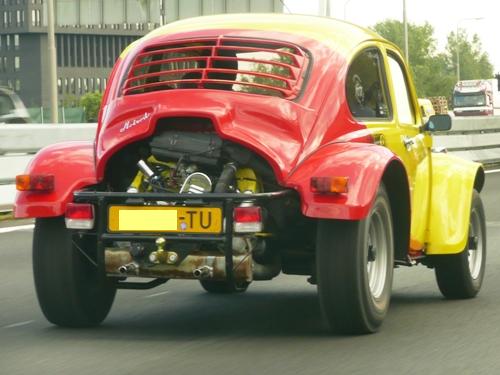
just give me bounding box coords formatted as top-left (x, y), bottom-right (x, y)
top-left (236, 168), bottom-right (262, 193)
top-left (128, 156), bottom-right (176, 192)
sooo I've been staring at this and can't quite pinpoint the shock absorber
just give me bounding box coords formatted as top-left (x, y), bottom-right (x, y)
top-left (214, 162), bottom-right (237, 193)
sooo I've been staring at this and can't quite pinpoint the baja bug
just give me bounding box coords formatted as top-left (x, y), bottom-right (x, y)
top-left (15, 14), bottom-right (485, 334)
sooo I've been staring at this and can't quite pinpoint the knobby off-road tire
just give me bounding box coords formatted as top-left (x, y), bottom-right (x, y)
top-left (199, 280), bottom-right (250, 294)
top-left (434, 190), bottom-right (486, 299)
top-left (33, 217), bottom-right (116, 327)
top-left (316, 184), bottom-right (394, 334)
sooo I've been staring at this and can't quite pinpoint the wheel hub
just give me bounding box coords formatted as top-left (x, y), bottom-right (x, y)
top-left (368, 245), bottom-right (376, 262)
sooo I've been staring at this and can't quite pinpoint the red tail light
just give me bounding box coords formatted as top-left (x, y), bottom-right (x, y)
top-left (16, 174), bottom-right (54, 192)
top-left (234, 206), bottom-right (262, 233)
top-left (65, 203), bottom-right (94, 229)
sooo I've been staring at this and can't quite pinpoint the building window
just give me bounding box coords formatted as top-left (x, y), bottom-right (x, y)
top-left (14, 56), bottom-right (20, 71)
top-left (15, 79), bottom-right (21, 91)
top-left (14, 34), bottom-right (19, 49)
top-left (31, 9), bottom-right (36, 26)
top-left (58, 78), bottom-right (62, 94)
top-left (6, 35), bottom-right (10, 49)
top-left (16, 10), bottom-right (22, 26)
top-left (56, 0), bottom-right (77, 26)
top-left (81, 0), bottom-right (101, 25)
top-left (2, 57), bottom-right (7, 72)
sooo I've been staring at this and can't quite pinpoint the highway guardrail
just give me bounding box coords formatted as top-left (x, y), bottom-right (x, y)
top-left (0, 117), bottom-right (499, 210)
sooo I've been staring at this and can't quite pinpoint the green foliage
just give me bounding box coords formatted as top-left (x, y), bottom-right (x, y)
top-left (80, 91), bottom-right (103, 122)
top-left (372, 20), bottom-right (494, 100)
top-left (446, 30), bottom-right (494, 80)
top-left (61, 94), bottom-right (79, 108)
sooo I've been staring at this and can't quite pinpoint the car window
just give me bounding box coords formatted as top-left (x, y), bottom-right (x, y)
top-left (346, 49), bottom-right (390, 120)
top-left (387, 54), bottom-right (415, 124)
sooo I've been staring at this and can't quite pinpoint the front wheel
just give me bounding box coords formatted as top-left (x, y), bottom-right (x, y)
top-left (33, 217), bottom-right (116, 327)
top-left (434, 190), bottom-right (486, 299)
top-left (316, 184), bottom-right (394, 334)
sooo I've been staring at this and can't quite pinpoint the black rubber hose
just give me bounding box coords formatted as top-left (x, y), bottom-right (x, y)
top-left (214, 163), bottom-right (237, 193)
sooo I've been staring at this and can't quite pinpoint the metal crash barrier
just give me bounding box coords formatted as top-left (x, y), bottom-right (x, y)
top-left (1, 117), bottom-right (499, 210)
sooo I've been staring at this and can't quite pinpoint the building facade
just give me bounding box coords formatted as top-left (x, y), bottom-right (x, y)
top-left (0, 0), bottom-right (282, 109)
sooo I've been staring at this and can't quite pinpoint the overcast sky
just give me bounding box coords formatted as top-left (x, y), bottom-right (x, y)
top-left (284, 0), bottom-right (500, 74)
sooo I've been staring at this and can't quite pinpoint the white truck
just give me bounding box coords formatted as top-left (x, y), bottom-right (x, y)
top-left (453, 79), bottom-right (500, 116)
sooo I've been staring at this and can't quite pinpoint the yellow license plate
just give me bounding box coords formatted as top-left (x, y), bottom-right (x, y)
top-left (108, 206), bottom-right (223, 233)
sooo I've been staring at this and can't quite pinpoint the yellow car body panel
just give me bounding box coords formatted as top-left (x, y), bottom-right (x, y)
top-left (426, 153), bottom-right (482, 255)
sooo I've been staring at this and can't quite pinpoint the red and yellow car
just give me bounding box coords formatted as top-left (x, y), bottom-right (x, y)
top-left (15, 14), bottom-right (486, 334)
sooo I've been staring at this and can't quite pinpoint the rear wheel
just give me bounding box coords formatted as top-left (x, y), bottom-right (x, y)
top-left (434, 190), bottom-right (486, 299)
top-left (33, 217), bottom-right (116, 327)
top-left (199, 280), bottom-right (250, 294)
top-left (316, 184), bottom-right (394, 334)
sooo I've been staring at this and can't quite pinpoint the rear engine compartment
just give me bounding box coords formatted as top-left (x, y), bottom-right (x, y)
top-left (94, 118), bottom-right (316, 283)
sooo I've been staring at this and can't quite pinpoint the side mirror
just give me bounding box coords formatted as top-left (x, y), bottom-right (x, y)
top-left (424, 114), bottom-right (452, 132)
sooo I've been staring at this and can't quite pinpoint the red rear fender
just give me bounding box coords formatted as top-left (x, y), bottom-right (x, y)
top-left (14, 141), bottom-right (97, 218)
top-left (286, 143), bottom-right (402, 220)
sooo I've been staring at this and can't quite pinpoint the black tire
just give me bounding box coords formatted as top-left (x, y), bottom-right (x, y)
top-left (316, 184), bottom-right (394, 334)
top-left (199, 280), bottom-right (250, 294)
top-left (434, 190), bottom-right (486, 299)
top-left (33, 217), bottom-right (116, 327)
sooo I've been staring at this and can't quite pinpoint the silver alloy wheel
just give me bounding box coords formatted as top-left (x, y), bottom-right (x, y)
top-left (367, 207), bottom-right (388, 299)
top-left (468, 209), bottom-right (483, 280)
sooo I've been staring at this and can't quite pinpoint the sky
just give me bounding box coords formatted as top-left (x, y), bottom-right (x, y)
top-left (284, 0), bottom-right (500, 74)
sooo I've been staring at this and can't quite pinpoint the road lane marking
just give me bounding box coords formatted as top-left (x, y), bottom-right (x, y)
top-left (3, 320), bottom-right (34, 329)
top-left (487, 221), bottom-right (500, 227)
top-left (485, 169), bottom-right (500, 174)
top-left (0, 224), bottom-right (34, 234)
top-left (144, 291), bottom-right (169, 298)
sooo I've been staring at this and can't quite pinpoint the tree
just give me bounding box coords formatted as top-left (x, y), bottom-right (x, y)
top-left (372, 20), bottom-right (455, 97)
top-left (372, 20), bottom-right (493, 100)
top-left (80, 91), bottom-right (103, 122)
top-left (446, 29), bottom-right (494, 80)
top-left (373, 20), bottom-right (436, 67)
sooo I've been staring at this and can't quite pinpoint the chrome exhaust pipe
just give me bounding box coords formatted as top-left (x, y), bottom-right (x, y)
top-left (193, 266), bottom-right (213, 279)
top-left (118, 262), bottom-right (139, 275)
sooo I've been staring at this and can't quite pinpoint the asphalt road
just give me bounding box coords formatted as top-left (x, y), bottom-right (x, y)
top-left (1, 172), bottom-right (500, 375)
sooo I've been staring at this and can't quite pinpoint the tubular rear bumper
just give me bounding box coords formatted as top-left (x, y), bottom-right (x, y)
top-left (73, 190), bottom-right (292, 283)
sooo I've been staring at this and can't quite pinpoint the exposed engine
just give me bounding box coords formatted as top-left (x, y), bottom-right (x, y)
top-left (126, 129), bottom-right (276, 196)
top-left (103, 122), bottom-right (306, 283)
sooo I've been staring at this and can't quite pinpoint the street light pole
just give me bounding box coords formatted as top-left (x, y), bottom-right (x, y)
top-left (456, 17), bottom-right (484, 82)
top-left (403, 0), bottom-right (408, 63)
top-left (319, 0), bottom-right (331, 17)
top-left (47, 0), bottom-right (58, 123)
top-left (343, 0), bottom-right (351, 20)
top-left (456, 25), bottom-right (460, 82)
